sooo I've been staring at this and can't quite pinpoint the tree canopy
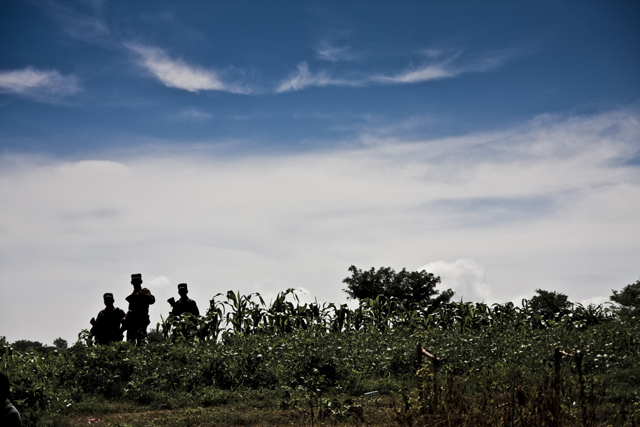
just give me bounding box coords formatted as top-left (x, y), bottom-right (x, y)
top-left (12, 340), bottom-right (46, 352)
top-left (611, 278), bottom-right (640, 317)
top-left (529, 289), bottom-right (572, 320)
top-left (53, 337), bottom-right (68, 349)
top-left (342, 265), bottom-right (454, 309)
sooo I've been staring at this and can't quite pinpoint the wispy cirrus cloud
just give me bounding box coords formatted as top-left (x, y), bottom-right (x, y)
top-left (276, 58), bottom-right (461, 92)
top-left (277, 48), bottom-right (520, 92)
top-left (127, 44), bottom-right (251, 94)
top-left (315, 41), bottom-right (355, 63)
top-left (174, 108), bottom-right (213, 122)
top-left (0, 67), bottom-right (81, 101)
top-left (40, 0), bottom-right (109, 44)
top-left (379, 47), bottom-right (523, 84)
top-left (374, 63), bottom-right (454, 84)
top-left (275, 61), bottom-right (363, 93)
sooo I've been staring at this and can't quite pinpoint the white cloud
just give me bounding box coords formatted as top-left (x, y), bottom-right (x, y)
top-left (276, 49), bottom-right (518, 92)
top-left (1, 108), bottom-right (639, 344)
top-left (419, 259), bottom-right (491, 302)
top-left (175, 108), bottom-right (213, 122)
top-left (276, 62), bottom-right (362, 93)
top-left (373, 48), bottom-right (518, 84)
top-left (316, 42), bottom-right (354, 63)
top-left (0, 68), bottom-right (81, 100)
top-left (149, 276), bottom-right (171, 288)
top-left (578, 296), bottom-right (609, 307)
top-left (275, 61), bottom-right (454, 92)
top-left (421, 48), bottom-right (447, 59)
top-left (374, 64), bottom-right (454, 84)
top-left (41, 0), bottom-right (109, 44)
top-left (127, 44), bottom-right (251, 94)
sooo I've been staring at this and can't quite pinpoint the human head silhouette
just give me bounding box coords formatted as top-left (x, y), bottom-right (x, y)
top-left (0, 372), bottom-right (10, 400)
top-left (103, 293), bottom-right (114, 308)
top-left (131, 273), bottom-right (142, 290)
top-left (178, 283), bottom-right (188, 298)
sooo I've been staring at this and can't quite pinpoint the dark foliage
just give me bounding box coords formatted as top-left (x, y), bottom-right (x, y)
top-left (53, 338), bottom-right (68, 349)
top-left (147, 327), bottom-right (166, 343)
top-left (611, 278), bottom-right (640, 317)
top-left (11, 340), bottom-right (46, 353)
top-left (529, 289), bottom-right (572, 320)
top-left (342, 265), bottom-right (454, 309)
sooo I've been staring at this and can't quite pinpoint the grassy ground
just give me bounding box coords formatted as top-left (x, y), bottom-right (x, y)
top-left (37, 386), bottom-right (640, 427)
top-left (45, 395), bottom-right (398, 427)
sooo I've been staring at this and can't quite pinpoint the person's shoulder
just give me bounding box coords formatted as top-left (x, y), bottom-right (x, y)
top-left (3, 399), bottom-right (21, 423)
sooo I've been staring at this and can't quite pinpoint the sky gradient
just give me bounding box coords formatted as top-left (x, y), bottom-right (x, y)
top-left (1, 0), bottom-right (639, 346)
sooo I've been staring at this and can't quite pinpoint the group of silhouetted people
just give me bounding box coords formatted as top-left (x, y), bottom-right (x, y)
top-left (90, 273), bottom-right (199, 345)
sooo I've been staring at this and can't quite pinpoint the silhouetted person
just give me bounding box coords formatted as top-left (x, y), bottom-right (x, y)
top-left (1, 373), bottom-right (22, 427)
top-left (122, 273), bottom-right (155, 345)
top-left (168, 283), bottom-right (200, 317)
top-left (90, 293), bottom-right (125, 345)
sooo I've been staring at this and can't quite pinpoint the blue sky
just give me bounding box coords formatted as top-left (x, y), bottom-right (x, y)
top-left (1, 0), bottom-right (639, 345)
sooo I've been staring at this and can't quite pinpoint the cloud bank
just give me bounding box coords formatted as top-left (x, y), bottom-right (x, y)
top-left (1, 108), bottom-right (639, 344)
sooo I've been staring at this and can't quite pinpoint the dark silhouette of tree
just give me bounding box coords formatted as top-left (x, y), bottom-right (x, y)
top-left (611, 278), bottom-right (640, 317)
top-left (12, 340), bottom-right (46, 353)
top-left (529, 289), bottom-right (572, 320)
top-left (53, 338), bottom-right (68, 349)
top-left (342, 265), bottom-right (454, 309)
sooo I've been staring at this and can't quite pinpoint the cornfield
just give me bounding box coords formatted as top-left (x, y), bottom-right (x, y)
top-left (2, 290), bottom-right (638, 426)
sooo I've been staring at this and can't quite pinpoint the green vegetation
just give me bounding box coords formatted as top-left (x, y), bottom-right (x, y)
top-left (2, 277), bottom-right (640, 426)
top-left (10, 339), bottom-right (65, 355)
top-left (342, 265), bottom-right (454, 309)
top-left (529, 289), bottom-right (573, 320)
top-left (53, 338), bottom-right (68, 349)
top-left (611, 278), bottom-right (640, 318)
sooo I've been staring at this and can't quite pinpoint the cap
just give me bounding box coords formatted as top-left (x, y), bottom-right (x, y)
top-left (103, 293), bottom-right (114, 299)
top-left (131, 273), bottom-right (142, 282)
top-left (178, 283), bottom-right (188, 290)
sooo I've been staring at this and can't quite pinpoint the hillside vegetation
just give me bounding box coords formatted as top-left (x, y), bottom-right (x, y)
top-left (3, 286), bottom-right (640, 426)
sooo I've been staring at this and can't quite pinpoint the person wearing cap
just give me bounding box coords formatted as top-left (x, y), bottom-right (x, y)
top-left (168, 283), bottom-right (200, 317)
top-left (122, 273), bottom-right (156, 345)
top-left (90, 293), bottom-right (125, 345)
top-left (1, 372), bottom-right (22, 427)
